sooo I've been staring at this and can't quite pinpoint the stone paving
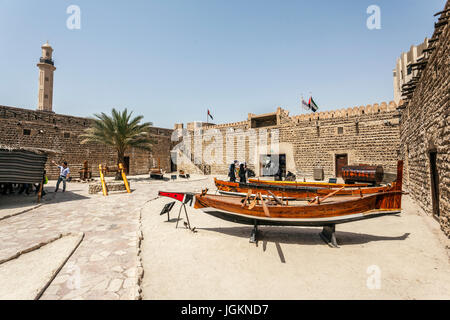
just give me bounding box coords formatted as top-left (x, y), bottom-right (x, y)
top-left (0, 174), bottom-right (210, 300)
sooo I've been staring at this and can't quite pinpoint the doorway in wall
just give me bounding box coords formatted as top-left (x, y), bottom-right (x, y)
top-left (170, 152), bottom-right (177, 173)
top-left (123, 156), bottom-right (130, 175)
top-left (335, 154), bottom-right (348, 177)
top-left (429, 150), bottom-right (440, 219)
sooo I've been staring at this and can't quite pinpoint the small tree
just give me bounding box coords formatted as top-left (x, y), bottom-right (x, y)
top-left (80, 108), bottom-right (154, 178)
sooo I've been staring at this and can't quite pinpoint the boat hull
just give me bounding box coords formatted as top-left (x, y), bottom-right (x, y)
top-left (199, 206), bottom-right (400, 226)
top-left (194, 192), bottom-right (402, 220)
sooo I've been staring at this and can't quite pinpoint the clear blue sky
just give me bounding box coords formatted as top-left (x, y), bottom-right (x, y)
top-left (0, 0), bottom-right (444, 128)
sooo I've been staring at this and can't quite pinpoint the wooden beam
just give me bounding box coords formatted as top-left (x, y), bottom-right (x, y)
top-left (434, 8), bottom-right (450, 17)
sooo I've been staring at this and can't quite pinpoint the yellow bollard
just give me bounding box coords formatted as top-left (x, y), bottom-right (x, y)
top-left (99, 164), bottom-right (108, 196)
top-left (119, 163), bottom-right (131, 194)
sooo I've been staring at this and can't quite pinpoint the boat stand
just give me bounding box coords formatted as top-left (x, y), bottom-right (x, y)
top-left (175, 201), bottom-right (196, 232)
top-left (319, 224), bottom-right (339, 248)
top-left (249, 220), bottom-right (258, 243)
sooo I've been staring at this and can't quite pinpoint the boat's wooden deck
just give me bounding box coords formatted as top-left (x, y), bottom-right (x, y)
top-left (205, 193), bottom-right (361, 207)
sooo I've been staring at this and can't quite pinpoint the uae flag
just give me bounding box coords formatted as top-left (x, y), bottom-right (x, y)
top-left (308, 97), bottom-right (319, 112)
top-left (207, 109), bottom-right (214, 120)
top-left (301, 98), bottom-right (309, 110)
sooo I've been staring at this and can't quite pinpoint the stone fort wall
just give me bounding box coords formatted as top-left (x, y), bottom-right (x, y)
top-left (0, 105), bottom-right (173, 179)
top-left (175, 101), bottom-right (401, 180)
top-left (399, 1), bottom-right (449, 236)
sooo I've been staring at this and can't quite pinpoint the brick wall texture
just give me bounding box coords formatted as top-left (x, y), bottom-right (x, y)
top-left (176, 101), bottom-right (401, 181)
top-left (399, 1), bottom-right (450, 236)
top-left (0, 105), bottom-right (174, 179)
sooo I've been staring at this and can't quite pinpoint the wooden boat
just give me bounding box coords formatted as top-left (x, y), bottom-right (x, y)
top-left (214, 178), bottom-right (394, 200)
top-left (243, 161), bottom-right (402, 196)
top-left (158, 161), bottom-right (403, 247)
top-left (193, 191), bottom-right (401, 226)
top-left (159, 189), bottom-right (401, 247)
top-left (248, 178), bottom-right (370, 188)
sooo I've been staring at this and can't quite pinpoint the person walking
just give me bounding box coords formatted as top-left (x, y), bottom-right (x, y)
top-left (52, 160), bottom-right (70, 193)
top-left (239, 163), bottom-right (247, 184)
top-left (228, 162), bottom-right (236, 182)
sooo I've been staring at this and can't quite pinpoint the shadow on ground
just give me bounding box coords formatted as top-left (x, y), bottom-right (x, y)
top-left (197, 226), bottom-right (410, 247)
top-left (40, 190), bottom-right (89, 204)
top-left (0, 194), bottom-right (40, 210)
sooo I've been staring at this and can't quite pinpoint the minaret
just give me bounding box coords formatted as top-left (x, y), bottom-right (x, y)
top-left (37, 42), bottom-right (56, 112)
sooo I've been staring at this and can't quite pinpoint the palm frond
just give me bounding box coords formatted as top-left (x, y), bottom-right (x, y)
top-left (80, 108), bottom-right (155, 162)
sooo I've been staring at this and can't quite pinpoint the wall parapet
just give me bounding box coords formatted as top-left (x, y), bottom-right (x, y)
top-left (292, 101), bottom-right (399, 122)
top-left (177, 100), bottom-right (401, 131)
top-left (0, 105), bottom-right (172, 135)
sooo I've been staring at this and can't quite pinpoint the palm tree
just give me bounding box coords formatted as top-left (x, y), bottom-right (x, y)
top-left (80, 108), bottom-right (154, 177)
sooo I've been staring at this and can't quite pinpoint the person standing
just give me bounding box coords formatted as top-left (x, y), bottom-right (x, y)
top-left (52, 160), bottom-right (70, 192)
top-left (228, 162), bottom-right (236, 182)
top-left (239, 163), bottom-right (247, 184)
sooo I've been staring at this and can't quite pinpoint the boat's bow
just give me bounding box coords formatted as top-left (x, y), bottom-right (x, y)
top-left (158, 191), bottom-right (195, 206)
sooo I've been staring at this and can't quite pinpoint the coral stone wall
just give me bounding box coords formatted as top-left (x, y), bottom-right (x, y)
top-left (0, 105), bottom-right (173, 179)
top-left (399, 1), bottom-right (450, 236)
top-left (175, 101), bottom-right (401, 180)
top-left (282, 102), bottom-right (400, 179)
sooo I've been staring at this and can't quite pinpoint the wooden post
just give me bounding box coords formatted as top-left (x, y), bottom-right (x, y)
top-left (99, 164), bottom-right (108, 196)
top-left (37, 181), bottom-right (43, 203)
top-left (119, 163), bottom-right (131, 194)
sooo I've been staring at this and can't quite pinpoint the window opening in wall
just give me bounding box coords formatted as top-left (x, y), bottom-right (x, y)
top-left (337, 127), bottom-right (344, 134)
top-left (407, 65), bottom-right (412, 75)
top-left (64, 132), bottom-right (70, 138)
top-left (250, 114), bottom-right (277, 128)
top-left (23, 129), bottom-right (31, 136)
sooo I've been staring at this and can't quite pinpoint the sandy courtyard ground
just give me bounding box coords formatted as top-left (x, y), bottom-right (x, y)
top-left (141, 177), bottom-right (450, 300)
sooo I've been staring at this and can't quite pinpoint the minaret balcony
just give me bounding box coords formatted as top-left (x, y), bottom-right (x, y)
top-left (39, 58), bottom-right (54, 65)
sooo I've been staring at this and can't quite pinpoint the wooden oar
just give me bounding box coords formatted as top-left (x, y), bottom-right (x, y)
top-left (248, 196), bottom-right (258, 210)
top-left (258, 192), bottom-right (271, 217)
top-left (241, 189), bottom-right (251, 208)
top-left (308, 186), bottom-right (346, 205)
top-left (268, 191), bottom-right (283, 205)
